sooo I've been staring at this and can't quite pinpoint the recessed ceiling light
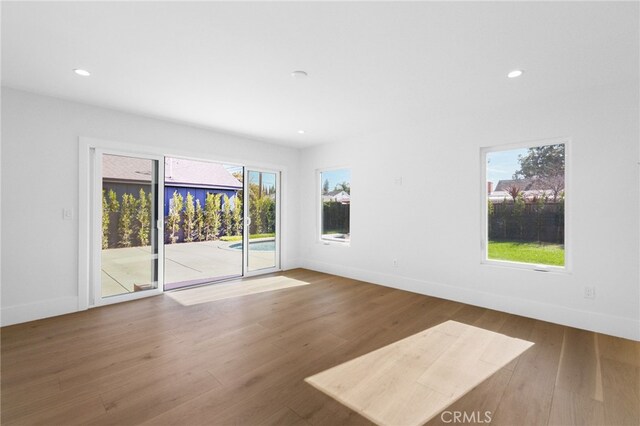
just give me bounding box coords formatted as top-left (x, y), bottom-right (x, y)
top-left (297, 130), bottom-right (305, 134)
top-left (507, 69), bottom-right (524, 78)
top-left (291, 70), bottom-right (308, 79)
top-left (73, 68), bottom-right (91, 77)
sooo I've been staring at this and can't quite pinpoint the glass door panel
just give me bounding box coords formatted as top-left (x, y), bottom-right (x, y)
top-left (100, 153), bottom-right (160, 298)
top-left (163, 158), bottom-right (244, 290)
top-left (246, 170), bottom-right (278, 272)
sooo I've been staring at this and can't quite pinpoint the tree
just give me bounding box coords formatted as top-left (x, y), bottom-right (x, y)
top-left (195, 199), bottom-right (205, 241)
top-left (506, 184), bottom-right (522, 202)
top-left (183, 192), bottom-right (196, 242)
top-left (335, 181), bottom-right (350, 194)
top-left (136, 188), bottom-right (152, 246)
top-left (222, 194), bottom-right (233, 237)
top-left (544, 175), bottom-right (565, 203)
top-left (204, 192), bottom-right (222, 240)
top-left (167, 190), bottom-right (184, 244)
top-left (515, 144), bottom-right (565, 180)
top-left (118, 193), bottom-right (137, 247)
top-left (322, 179), bottom-right (330, 194)
top-left (232, 195), bottom-right (243, 236)
top-left (514, 144), bottom-right (565, 200)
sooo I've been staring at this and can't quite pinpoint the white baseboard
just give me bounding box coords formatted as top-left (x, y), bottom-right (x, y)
top-left (301, 259), bottom-right (640, 341)
top-left (1, 296), bottom-right (79, 327)
top-left (282, 258), bottom-right (302, 271)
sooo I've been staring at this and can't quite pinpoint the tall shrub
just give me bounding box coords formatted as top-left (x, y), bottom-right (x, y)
top-left (183, 192), bottom-right (196, 242)
top-left (167, 190), bottom-right (184, 244)
top-left (232, 195), bottom-right (243, 236)
top-left (249, 197), bottom-right (260, 235)
top-left (531, 194), bottom-right (547, 243)
top-left (498, 197), bottom-right (508, 239)
top-left (512, 192), bottom-right (526, 239)
top-left (222, 194), bottom-right (233, 237)
top-left (265, 197), bottom-right (275, 233)
top-left (487, 199), bottom-right (494, 237)
top-left (102, 190), bottom-right (109, 249)
top-left (102, 189), bottom-right (119, 249)
top-left (556, 192), bottom-right (565, 243)
top-left (136, 188), bottom-right (152, 246)
top-left (204, 192), bottom-right (222, 240)
top-left (119, 193), bottom-right (137, 247)
top-left (195, 199), bottom-right (205, 241)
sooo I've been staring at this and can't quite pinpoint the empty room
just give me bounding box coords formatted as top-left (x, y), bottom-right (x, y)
top-left (1, 1), bottom-right (639, 425)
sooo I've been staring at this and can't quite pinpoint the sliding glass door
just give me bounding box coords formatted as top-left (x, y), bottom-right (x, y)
top-left (163, 158), bottom-right (244, 289)
top-left (94, 150), bottom-right (164, 304)
top-left (90, 148), bottom-right (281, 306)
top-left (245, 169), bottom-right (280, 273)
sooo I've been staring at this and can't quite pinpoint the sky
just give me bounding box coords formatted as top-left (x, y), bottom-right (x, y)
top-left (486, 148), bottom-right (527, 186)
top-left (223, 165), bottom-right (276, 191)
top-left (248, 170), bottom-right (276, 191)
top-left (321, 169), bottom-right (351, 191)
top-left (224, 164), bottom-right (244, 180)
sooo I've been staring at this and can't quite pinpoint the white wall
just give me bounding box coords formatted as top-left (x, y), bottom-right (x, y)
top-left (299, 83), bottom-right (640, 340)
top-left (3, 83), bottom-right (639, 340)
top-left (1, 87), bottom-right (300, 325)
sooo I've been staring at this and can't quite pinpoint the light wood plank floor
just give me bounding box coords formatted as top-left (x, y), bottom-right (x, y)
top-left (2, 269), bottom-right (639, 426)
top-left (306, 320), bottom-right (534, 426)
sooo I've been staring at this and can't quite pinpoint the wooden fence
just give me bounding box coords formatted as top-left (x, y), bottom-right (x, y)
top-left (489, 201), bottom-right (564, 244)
top-left (323, 202), bottom-right (350, 234)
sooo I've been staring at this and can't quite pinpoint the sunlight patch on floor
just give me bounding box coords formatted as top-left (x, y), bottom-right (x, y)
top-left (305, 320), bottom-right (534, 426)
top-left (166, 275), bottom-right (311, 306)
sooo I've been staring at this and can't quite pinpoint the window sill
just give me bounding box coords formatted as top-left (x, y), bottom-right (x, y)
top-left (481, 259), bottom-right (570, 274)
top-left (319, 238), bottom-right (351, 247)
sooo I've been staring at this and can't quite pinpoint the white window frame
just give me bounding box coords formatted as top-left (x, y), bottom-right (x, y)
top-left (317, 166), bottom-right (351, 246)
top-left (480, 137), bottom-right (571, 273)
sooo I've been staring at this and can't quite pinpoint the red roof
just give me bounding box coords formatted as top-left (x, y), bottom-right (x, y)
top-left (102, 155), bottom-right (242, 189)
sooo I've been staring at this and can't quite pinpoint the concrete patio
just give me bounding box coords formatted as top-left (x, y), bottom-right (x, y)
top-left (101, 239), bottom-right (276, 297)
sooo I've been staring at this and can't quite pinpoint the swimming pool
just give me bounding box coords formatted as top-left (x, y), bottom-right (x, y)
top-left (229, 240), bottom-right (275, 251)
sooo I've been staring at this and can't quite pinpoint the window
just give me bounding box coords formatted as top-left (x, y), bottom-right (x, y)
top-left (320, 168), bottom-right (351, 243)
top-left (483, 141), bottom-right (567, 269)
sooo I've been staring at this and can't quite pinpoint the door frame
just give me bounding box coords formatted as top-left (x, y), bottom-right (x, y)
top-left (243, 168), bottom-right (281, 276)
top-left (79, 136), bottom-right (286, 310)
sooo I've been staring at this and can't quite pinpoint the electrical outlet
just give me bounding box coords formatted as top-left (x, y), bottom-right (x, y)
top-left (584, 286), bottom-right (595, 299)
top-left (392, 259), bottom-right (398, 267)
top-left (63, 208), bottom-right (73, 220)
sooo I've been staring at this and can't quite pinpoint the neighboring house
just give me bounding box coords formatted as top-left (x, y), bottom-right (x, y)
top-left (488, 178), bottom-right (563, 202)
top-left (323, 190), bottom-right (351, 203)
top-left (102, 156), bottom-right (243, 216)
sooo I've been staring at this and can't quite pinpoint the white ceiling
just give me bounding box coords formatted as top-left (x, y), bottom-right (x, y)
top-left (2, 1), bottom-right (638, 148)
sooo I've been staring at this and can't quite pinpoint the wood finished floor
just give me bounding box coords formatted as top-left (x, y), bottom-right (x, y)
top-left (306, 320), bottom-right (534, 426)
top-left (1, 269), bottom-right (639, 426)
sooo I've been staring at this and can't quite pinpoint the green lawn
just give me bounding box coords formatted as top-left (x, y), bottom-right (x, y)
top-left (488, 241), bottom-right (564, 266)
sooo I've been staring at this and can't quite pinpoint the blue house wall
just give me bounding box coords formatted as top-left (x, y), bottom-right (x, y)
top-left (164, 186), bottom-right (238, 215)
